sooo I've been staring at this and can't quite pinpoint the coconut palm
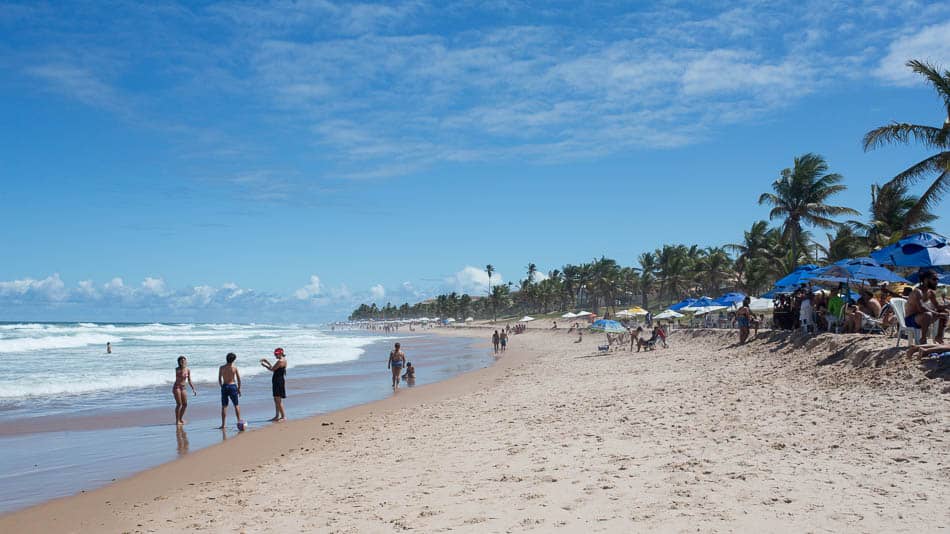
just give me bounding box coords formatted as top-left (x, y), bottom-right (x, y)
top-left (863, 60), bottom-right (950, 229)
top-left (485, 264), bottom-right (495, 321)
top-left (816, 226), bottom-right (867, 263)
top-left (849, 181), bottom-right (938, 248)
top-left (758, 153), bottom-right (859, 266)
top-left (636, 252), bottom-right (658, 308)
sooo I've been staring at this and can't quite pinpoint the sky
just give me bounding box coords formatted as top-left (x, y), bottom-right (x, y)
top-left (1, 0), bottom-right (949, 322)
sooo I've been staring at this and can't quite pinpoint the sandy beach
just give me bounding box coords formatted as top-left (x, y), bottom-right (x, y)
top-left (2, 325), bottom-right (948, 533)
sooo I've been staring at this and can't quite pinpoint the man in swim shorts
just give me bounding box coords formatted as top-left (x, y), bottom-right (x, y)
top-left (218, 352), bottom-right (242, 429)
top-left (388, 342), bottom-right (406, 390)
top-left (906, 270), bottom-right (948, 344)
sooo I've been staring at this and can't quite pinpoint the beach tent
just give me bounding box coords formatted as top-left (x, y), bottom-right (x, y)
top-left (871, 232), bottom-right (950, 267)
top-left (654, 309), bottom-right (684, 319)
top-left (589, 319), bottom-right (627, 333)
top-left (561, 312), bottom-right (577, 318)
top-left (574, 311), bottom-right (592, 317)
top-left (520, 316), bottom-right (535, 322)
top-left (669, 298), bottom-right (698, 311)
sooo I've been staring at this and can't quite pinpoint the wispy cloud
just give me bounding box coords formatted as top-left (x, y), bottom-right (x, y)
top-left (874, 20), bottom-right (950, 85)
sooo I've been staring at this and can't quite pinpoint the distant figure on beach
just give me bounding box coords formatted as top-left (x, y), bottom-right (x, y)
top-left (173, 355), bottom-right (197, 425)
top-left (552, 321), bottom-right (558, 330)
top-left (905, 270), bottom-right (947, 344)
top-left (218, 352), bottom-right (242, 429)
top-left (500, 330), bottom-right (508, 352)
top-left (737, 297), bottom-right (752, 344)
top-left (260, 347), bottom-right (287, 422)
top-left (402, 362), bottom-right (415, 386)
top-left (575, 329), bottom-right (583, 343)
top-left (492, 330), bottom-right (500, 353)
top-left (388, 342), bottom-right (406, 389)
top-left (106, 342), bottom-right (112, 354)
top-left (631, 327), bottom-right (641, 351)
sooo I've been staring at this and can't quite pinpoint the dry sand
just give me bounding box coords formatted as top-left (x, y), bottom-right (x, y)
top-left (3, 326), bottom-right (948, 533)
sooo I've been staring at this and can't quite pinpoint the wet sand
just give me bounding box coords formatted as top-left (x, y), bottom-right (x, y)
top-left (2, 326), bottom-right (948, 533)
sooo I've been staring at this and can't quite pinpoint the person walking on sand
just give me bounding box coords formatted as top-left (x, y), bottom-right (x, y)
top-left (260, 347), bottom-right (287, 422)
top-left (500, 330), bottom-right (508, 352)
top-left (218, 352), bottom-right (242, 429)
top-left (906, 270), bottom-right (948, 344)
top-left (173, 355), bottom-right (197, 425)
top-left (388, 342), bottom-right (406, 389)
top-left (737, 297), bottom-right (752, 344)
top-left (492, 330), bottom-right (500, 353)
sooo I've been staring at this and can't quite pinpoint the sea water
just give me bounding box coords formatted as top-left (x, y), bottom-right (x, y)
top-left (0, 322), bottom-right (491, 513)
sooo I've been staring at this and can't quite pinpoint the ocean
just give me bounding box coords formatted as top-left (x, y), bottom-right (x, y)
top-left (0, 322), bottom-right (491, 513)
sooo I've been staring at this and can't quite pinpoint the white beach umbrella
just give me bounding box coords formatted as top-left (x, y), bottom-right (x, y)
top-left (574, 311), bottom-right (592, 317)
top-left (654, 309), bottom-right (684, 319)
top-left (691, 305), bottom-right (727, 315)
top-left (465, 317), bottom-right (474, 322)
top-left (446, 318), bottom-right (456, 323)
top-left (748, 298), bottom-right (774, 312)
top-left (615, 310), bottom-right (635, 318)
top-left (561, 312), bottom-right (577, 318)
top-left (520, 316), bottom-right (535, 322)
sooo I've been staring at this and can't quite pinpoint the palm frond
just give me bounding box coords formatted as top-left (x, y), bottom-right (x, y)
top-left (863, 123), bottom-right (947, 151)
top-left (888, 151), bottom-right (950, 187)
top-left (906, 59), bottom-right (950, 112)
top-left (904, 170), bottom-right (949, 231)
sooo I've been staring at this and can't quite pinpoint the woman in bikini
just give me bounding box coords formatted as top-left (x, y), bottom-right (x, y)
top-left (173, 355), bottom-right (197, 425)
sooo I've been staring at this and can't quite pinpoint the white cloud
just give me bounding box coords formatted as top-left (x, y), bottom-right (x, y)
top-left (369, 284), bottom-right (386, 299)
top-left (294, 275), bottom-right (322, 300)
top-left (0, 274), bottom-right (67, 301)
top-left (875, 21), bottom-right (950, 86)
top-left (141, 277), bottom-right (168, 295)
top-left (444, 266), bottom-right (501, 295)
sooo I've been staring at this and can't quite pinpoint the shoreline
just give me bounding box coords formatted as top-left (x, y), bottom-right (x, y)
top-left (0, 328), bottom-right (518, 532)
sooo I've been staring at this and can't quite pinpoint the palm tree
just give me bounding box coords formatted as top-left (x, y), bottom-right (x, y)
top-left (863, 60), bottom-right (950, 229)
top-left (636, 252), bottom-right (657, 308)
top-left (758, 153), bottom-right (859, 266)
top-left (849, 181), bottom-right (938, 248)
top-left (816, 226), bottom-right (867, 263)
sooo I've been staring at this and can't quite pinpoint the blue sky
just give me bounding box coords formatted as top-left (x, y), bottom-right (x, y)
top-left (1, 0), bottom-right (949, 322)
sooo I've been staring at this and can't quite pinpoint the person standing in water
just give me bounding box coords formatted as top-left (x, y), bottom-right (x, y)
top-left (218, 352), bottom-right (242, 429)
top-left (106, 342), bottom-right (112, 354)
top-left (388, 342), bottom-right (406, 389)
top-left (260, 347), bottom-right (287, 422)
top-left (172, 355), bottom-right (197, 425)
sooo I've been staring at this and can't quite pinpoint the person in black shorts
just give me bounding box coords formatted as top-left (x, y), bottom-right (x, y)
top-left (261, 347), bottom-right (287, 422)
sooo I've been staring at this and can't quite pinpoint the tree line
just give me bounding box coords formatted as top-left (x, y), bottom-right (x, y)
top-left (349, 60), bottom-right (949, 322)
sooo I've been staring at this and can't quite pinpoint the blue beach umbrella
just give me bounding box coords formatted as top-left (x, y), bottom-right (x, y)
top-left (871, 232), bottom-right (950, 267)
top-left (773, 264), bottom-right (820, 290)
top-left (589, 319), bottom-right (627, 334)
top-left (685, 297), bottom-right (717, 308)
top-left (713, 292), bottom-right (746, 307)
top-left (669, 298), bottom-right (698, 311)
top-left (808, 257), bottom-right (908, 284)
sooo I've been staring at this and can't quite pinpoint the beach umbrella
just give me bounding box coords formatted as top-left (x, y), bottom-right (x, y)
top-left (446, 318), bottom-right (456, 323)
top-left (748, 298), bottom-right (774, 312)
top-left (625, 306), bottom-right (649, 315)
top-left (773, 264), bottom-right (821, 291)
top-left (615, 310), bottom-right (635, 318)
top-left (871, 232), bottom-right (950, 267)
top-left (654, 309), bottom-right (684, 319)
top-left (464, 317), bottom-right (474, 322)
top-left (808, 257), bottom-right (908, 285)
top-left (589, 319), bottom-right (627, 333)
top-left (691, 305), bottom-right (728, 315)
top-left (561, 312), bottom-right (577, 318)
top-left (668, 298), bottom-right (698, 311)
top-left (520, 316), bottom-right (535, 322)
top-left (574, 311), bottom-right (592, 317)
top-left (681, 297), bottom-right (716, 312)
top-left (713, 292), bottom-right (746, 307)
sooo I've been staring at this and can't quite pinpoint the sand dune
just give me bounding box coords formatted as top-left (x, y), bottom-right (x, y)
top-left (3, 327), bottom-right (948, 533)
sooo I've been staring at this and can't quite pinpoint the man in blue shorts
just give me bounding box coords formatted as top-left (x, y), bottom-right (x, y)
top-left (217, 352), bottom-right (243, 429)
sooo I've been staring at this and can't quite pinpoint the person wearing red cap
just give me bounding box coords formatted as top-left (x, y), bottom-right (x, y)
top-left (260, 348), bottom-right (288, 422)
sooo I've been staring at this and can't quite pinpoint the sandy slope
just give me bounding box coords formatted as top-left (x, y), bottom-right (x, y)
top-left (3, 327), bottom-right (948, 533)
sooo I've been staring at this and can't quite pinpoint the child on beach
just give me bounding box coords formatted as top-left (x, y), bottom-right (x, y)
top-left (173, 355), bottom-right (197, 425)
top-left (402, 362), bottom-right (416, 386)
top-left (218, 352), bottom-right (242, 429)
top-left (388, 343), bottom-right (406, 389)
top-left (260, 347), bottom-right (287, 422)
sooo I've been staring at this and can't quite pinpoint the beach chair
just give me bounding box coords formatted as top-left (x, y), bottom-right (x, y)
top-left (889, 298), bottom-right (920, 347)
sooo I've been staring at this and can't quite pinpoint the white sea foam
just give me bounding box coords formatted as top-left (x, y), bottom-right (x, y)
top-left (0, 333), bottom-right (122, 353)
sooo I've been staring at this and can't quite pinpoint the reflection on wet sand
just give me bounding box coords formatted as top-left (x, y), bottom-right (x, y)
top-left (175, 427), bottom-right (189, 455)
